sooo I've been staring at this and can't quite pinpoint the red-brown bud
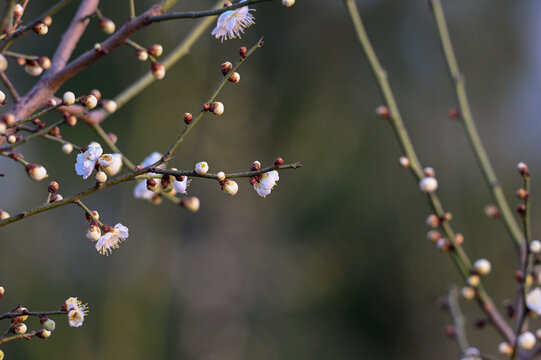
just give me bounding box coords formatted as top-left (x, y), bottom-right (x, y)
top-left (274, 157), bottom-right (284, 168)
top-left (48, 181), bottom-right (59, 193)
top-left (221, 61), bottom-right (233, 75)
top-left (184, 113), bottom-right (193, 125)
top-left (375, 105), bottom-right (391, 119)
top-left (48, 126), bottom-right (60, 136)
top-left (516, 188), bottom-right (529, 200)
top-left (517, 204), bottom-right (526, 217)
top-left (203, 103), bottom-right (211, 111)
top-left (239, 46), bottom-right (247, 59)
top-left (448, 108), bottom-right (460, 119)
top-left (148, 44), bottom-right (163, 57)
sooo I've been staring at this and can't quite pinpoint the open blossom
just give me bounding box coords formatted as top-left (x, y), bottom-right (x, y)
top-left (253, 170), bottom-right (279, 197)
top-left (134, 152), bottom-right (163, 200)
top-left (95, 223), bottom-right (129, 255)
top-left (64, 297), bottom-right (88, 327)
top-left (102, 153), bottom-right (123, 176)
top-left (75, 143), bottom-right (103, 179)
top-left (211, 5), bottom-right (255, 42)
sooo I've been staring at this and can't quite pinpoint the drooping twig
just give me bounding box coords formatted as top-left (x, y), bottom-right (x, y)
top-left (429, 0), bottom-right (525, 251)
top-left (447, 285), bottom-right (469, 353)
top-left (344, 0), bottom-right (515, 343)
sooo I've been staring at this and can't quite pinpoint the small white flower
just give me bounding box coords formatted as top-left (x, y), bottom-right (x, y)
top-left (526, 288), bottom-right (541, 315)
top-left (211, 6), bottom-right (255, 42)
top-left (98, 154), bottom-right (115, 168)
top-left (194, 162), bottom-right (209, 175)
top-left (134, 179), bottom-right (155, 199)
top-left (419, 177), bottom-right (438, 193)
top-left (173, 176), bottom-right (189, 194)
top-left (68, 309), bottom-right (85, 327)
top-left (253, 170), bottom-right (279, 198)
top-left (75, 143), bottom-right (103, 179)
top-left (95, 223), bottom-right (129, 255)
top-left (140, 152), bottom-right (161, 168)
top-left (102, 154), bottom-right (123, 176)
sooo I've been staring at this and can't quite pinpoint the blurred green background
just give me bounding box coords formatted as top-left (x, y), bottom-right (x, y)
top-left (1, 0), bottom-right (540, 358)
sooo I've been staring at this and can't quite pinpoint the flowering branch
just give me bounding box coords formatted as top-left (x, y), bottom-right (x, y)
top-left (344, 0), bottom-right (515, 343)
top-left (429, 0), bottom-right (525, 251)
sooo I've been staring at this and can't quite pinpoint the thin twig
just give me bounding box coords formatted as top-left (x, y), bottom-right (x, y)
top-left (447, 285), bottom-right (469, 353)
top-left (0, 310), bottom-right (66, 321)
top-left (130, 0), bottom-right (136, 19)
top-left (0, 70), bottom-right (19, 101)
top-left (429, 0), bottom-right (525, 251)
top-left (344, 0), bottom-right (515, 343)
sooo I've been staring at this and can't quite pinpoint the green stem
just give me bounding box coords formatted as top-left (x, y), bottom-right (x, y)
top-left (0, 70), bottom-right (19, 101)
top-left (429, 0), bottom-right (524, 250)
top-left (344, 0), bottom-right (515, 343)
top-left (160, 37), bottom-right (264, 164)
top-left (73, 199), bottom-right (104, 227)
top-left (0, 332), bottom-right (36, 345)
top-left (129, 0), bottom-right (135, 19)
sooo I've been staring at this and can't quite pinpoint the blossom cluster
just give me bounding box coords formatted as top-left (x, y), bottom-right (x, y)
top-left (63, 297), bottom-right (88, 328)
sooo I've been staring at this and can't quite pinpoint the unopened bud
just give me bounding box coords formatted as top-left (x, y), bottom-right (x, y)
top-left (0, 286), bottom-right (4, 297)
top-left (519, 331), bottom-right (536, 350)
top-left (37, 329), bottom-right (51, 339)
top-left (13, 323), bottom-right (27, 335)
top-left (228, 71), bottom-right (240, 83)
top-left (426, 230), bottom-right (441, 243)
top-left (518, 162), bottom-right (530, 177)
top-left (0, 210), bottom-right (9, 220)
top-left (210, 101), bottom-right (224, 115)
top-left (42, 16), bottom-right (53, 26)
top-left (436, 238), bottom-right (451, 252)
top-left (517, 204), bottom-right (526, 217)
top-left (251, 161), bottom-right (261, 171)
top-left (530, 240), bottom-right (541, 254)
top-left (274, 157), bottom-right (284, 168)
top-left (0, 90), bottom-right (5, 103)
top-left (13, 4), bottom-right (24, 18)
top-left (223, 179), bottom-right (239, 196)
top-left (194, 161), bottom-right (209, 175)
top-left (148, 44), bottom-right (163, 57)
top-left (184, 113), bottom-right (193, 125)
top-left (498, 342), bottom-right (513, 356)
top-left (62, 143), bottom-right (73, 154)
top-left (99, 18), bottom-right (115, 34)
top-left (94, 43), bottom-right (102, 52)
top-left (454, 233), bottom-right (464, 245)
top-left (25, 61), bottom-right (43, 76)
top-left (48, 181), bottom-right (59, 193)
top-left (467, 274), bottom-right (480, 287)
top-left (90, 89), bottom-right (101, 101)
top-left (146, 179), bottom-right (159, 192)
top-left (180, 196), bottom-right (200, 212)
top-left (65, 115), bottom-right (77, 127)
top-left (81, 94), bottom-right (98, 109)
top-left (0, 54), bottom-right (7, 72)
top-left (38, 56), bottom-right (51, 69)
top-left (7, 134), bottom-right (16, 143)
top-left (160, 176), bottom-right (173, 193)
top-left (151, 62), bottom-right (165, 80)
top-left (136, 49), bottom-right (148, 61)
top-left (221, 61), bottom-right (233, 75)
top-left (95, 171), bottom-right (107, 183)
top-left (42, 318), bottom-right (55, 331)
top-left (102, 99), bottom-right (117, 114)
top-left (63, 91), bottom-right (75, 105)
top-left (398, 156), bottom-right (410, 168)
top-left (423, 167), bottom-right (435, 177)
top-left (13, 307), bottom-right (28, 323)
top-left (239, 46), bottom-right (247, 59)
top-left (483, 204), bottom-right (500, 219)
top-left (375, 105), bottom-right (391, 118)
top-left (33, 22), bottom-right (48, 35)
top-left (26, 164), bottom-right (48, 181)
top-left (516, 188), bottom-right (529, 200)
top-left (419, 177), bottom-right (438, 193)
top-left (3, 113), bottom-right (14, 127)
top-left (473, 258), bottom-right (492, 276)
top-left (216, 172), bottom-right (226, 181)
top-left (86, 224), bottom-right (101, 241)
top-left (461, 286), bottom-right (475, 300)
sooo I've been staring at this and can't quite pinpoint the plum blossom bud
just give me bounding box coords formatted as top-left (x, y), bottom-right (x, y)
top-left (498, 342), bottom-right (513, 355)
top-left (426, 230), bottom-right (441, 244)
top-left (102, 100), bottom-right (117, 114)
top-left (136, 49), bottom-right (148, 61)
top-left (419, 177), bottom-right (438, 193)
top-left (519, 332), bottom-right (536, 350)
top-left (13, 307), bottom-right (28, 322)
top-left (48, 99), bottom-right (58, 107)
top-left (223, 179), bottom-right (239, 196)
top-left (180, 197), bottom-right (200, 212)
top-left (94, 43), bottom-right (102, 51)
top-left (194, 161), bottom-right (209, 175)
top-left (454, 233), bottom-right (464, 245)
top-left (3, 113), bottom-right (14, 127)
top-left (38, 56), bottom-right (51, 69)
top-left (0, 121), bottom-right (5, 132)
top-left (0, 210), bottom-right (9, 220)
top-left (467, 275), bottom-right (480, 287)
top-left (221, 61), bottom-right (233, 75)
top-left (37, 329), bottom-right (51, 339)
top-left (483, 204), bottom-right (500, 219)
top-left (239, 46), bottom-right (247, 59)
top-left (50, 194), bottom-right (63, 202)
top-left (216, 171), bottom-right (226, 181)
top-left (33, 22), bottom-right (48, 35)
top-left (151, 62), bottom-right (165, 80)
top-left (0, 90), bottom-right (5, 103)
top-left (16, 57), bottom-right (25, 66)
top-left (375, 105), bottom-right (391, 118)
top-left (148, 44), bottom-right (163, 57)
top-left (0, 54), bottom-right (7, 71)
top-left (146, 179), bottom-right (159, 192)
top-left (282, 0), bottom-right (295, 7)
top-left (13, 4), bottom-right (24, 18)
top-left (210, 101), bottom-right (224, 115)
top-left (160, 176), bottom-right (174, 193)
top-left (0, 286), bottom-right (4, 297)
top-left (95, 171), bottom-right (107, 183)
top-left (150, 193), bottom-right (162, 205)
top-left (228, 72), bottom-right (240, 83)
top-left (102, 154), bottom-right (122, 176)
top-left (13, 323), bottom-right (27, 335)
top-left (81, 94), bottom-right (98, 109)
top-left (25, 61), bottom-right (43, 76)
top-left (26, 164), bottom-right (48, 181)
top-left (426, 214), bottom-right (439, 228)
top-left (251, 161), bottom-right (261, 171)
top-left (518, 162), bottom-right (530, 176)
top-left (86, 224), bottom-right (101, 241)
top-left (436, 238), bottom-right (451, 252)
top-left (42, 318), bottom-right (55, 331)
top-left (7, 135), bottom-right (16, 143)
top-left (473, 259), bottom-right (491, 276)
top-left (184, 113), bottom-right (193, 125)
top-left (63, 91), bottom-right (75, 105)
top-left (48, 181), bottom-right (59, 193)
top-left (99, 18), bottom-right (115, 34)
top-left (530, 240), bottom-right (541, 254)
top-left (42, 16), bottom-right (53, 26)
top-left (423, 167), bottom-right (435, 177)
top-left (62, 143), bottom-right (73, 154)
top-left (461, 286), bottom-right (475, 300)
top-left (516, 188), bottom-right (528, 200)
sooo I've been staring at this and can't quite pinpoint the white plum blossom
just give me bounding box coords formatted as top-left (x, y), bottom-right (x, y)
top-left (75, 143), bottom-right (103, 179)
top-left (211, 5), bottom-right (255, 42)
top-left (68, 309), bottom-right (85, 327)
top-left (140, 152), bottom-right (162, 168)
top-left (102, 153), bottom-right (123, 176)
top-left (95, 223), bottom-right (129, 255)
top-left (526, 288), bottom-right (541, 315)
top-left (173, 176), bottom-right (189, 194)
top-left (194, 161), bottom-right (209, 175)
top-left (64, 297), bottom-right (88, 328)
top-left (254, 170), bottom-right (279, 198)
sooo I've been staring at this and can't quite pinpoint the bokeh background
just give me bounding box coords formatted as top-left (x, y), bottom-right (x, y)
top-left (1, 0), bottom-right (541, 358)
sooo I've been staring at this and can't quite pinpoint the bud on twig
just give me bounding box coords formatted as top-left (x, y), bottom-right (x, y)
top-left (239, 46), bottom-right (247, 59)
top-left (517, 162), bottom-right (530, 177)
top-left (184, 113), bottom-right (193, 125)
top-left (148, 44), bottom-right (163, 57)
top-left (48, 181), bottom-right (59, 193)
top-left (221, 61), bottom-right (233, 75)
top-left (375, 105), bottom-right (391, 119)
top-left (151, 62), bottom-right (165, 80)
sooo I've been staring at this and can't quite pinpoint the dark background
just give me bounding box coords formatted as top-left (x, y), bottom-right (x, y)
top-left (1, 0), bottom-right (540, 358)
